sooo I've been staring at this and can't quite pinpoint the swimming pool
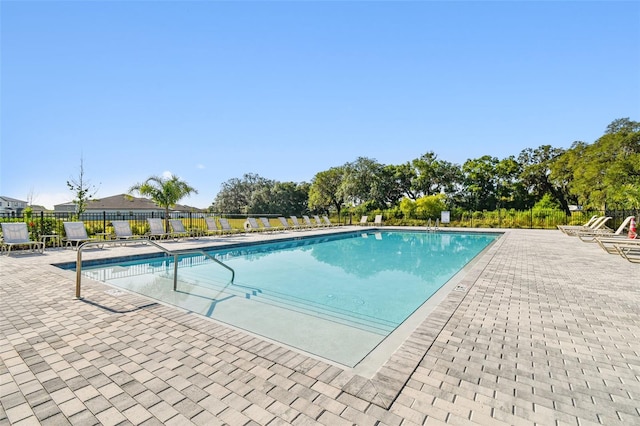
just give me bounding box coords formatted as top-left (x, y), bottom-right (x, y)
top-left (77, 230), bottom-right (498, 367)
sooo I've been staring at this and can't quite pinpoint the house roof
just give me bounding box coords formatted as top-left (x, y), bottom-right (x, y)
top-left (0, 196), bottom-right (27, 203)
top-left (55, 194), bottom-right (202, 212)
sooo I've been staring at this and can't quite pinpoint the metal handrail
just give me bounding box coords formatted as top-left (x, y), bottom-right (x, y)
top-left (75, 239), bottom-right (235, 299)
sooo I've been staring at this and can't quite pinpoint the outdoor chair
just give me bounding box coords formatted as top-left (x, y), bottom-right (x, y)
top-left (563, 217), bottom-right (612, 236)
top-left (147, 218), bottom-right (174, 240)
top-left (259, 217), bottom-right (279, 233)
top-left (290, 216), bottom-right (309, 230)
top-left (557, 215), bottom-right (600, 234)
top-left (577, 216), bottom-right (636, 242)
top-left (218, 218), bottom-right (242, 235)
top-left (278, 217), bottom-right (293, 231)
top-left (358, 216), bottom-right (369, 226)
top-left (204, 217), bottom-right (222, 236)
top-left (302, 215), bottom-right (320, 228)
top-left (614, 240), bottom-right (640, 263)
top-left (63, 221), bottom-right (103, 250)
top-left (0, 222), bottom-right (45, 256)
top-left (112, 221), bottom-right (146, 244)
top-left (373, 214), bottom-right (383, 226)
top-left (244, 217), bottom-right (262, 232)
top-left (169, 219), bottom-right (198, 239)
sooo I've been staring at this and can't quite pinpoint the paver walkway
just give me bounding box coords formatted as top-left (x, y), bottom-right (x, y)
top-left (1, 228), bottom-right (638, 425)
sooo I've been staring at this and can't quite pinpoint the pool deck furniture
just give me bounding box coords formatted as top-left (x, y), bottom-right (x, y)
top-left (577, 215), bottom-right (636, 242)
top-left (146, 218), bottom-right (174, 240)
top-left (277, 216), bottom-right (292, 231)
top-left (258, 217), bottom-right (279, 233)
top-left (290, 216), bottom-right (309, 230)
top-left (562, 216), bottom-right (612, 236)
top-left (358, 215), bottom-right (369, 226)
top-left (614, 239), bottom-right (640, 263)
top-left (244, 217), bottom-right (262, 232)
top-left (218, 217), bottom-right (242, 235)
top-left (169, 219), bottom-right (199, 239)
top-left (203, 217), bottom-right (222, 236)
top-left (0, 222), bottom-right (45, 255)
top-left (557, 215), bottom-right (599, 233)
top-left (373, 214), bottom-right (383, 226)
top-left (62, 221), bottom-right (103, 250)
top-left (112, 220), bottom-right (147, 244)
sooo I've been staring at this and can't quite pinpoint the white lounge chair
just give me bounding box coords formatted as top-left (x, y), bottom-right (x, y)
top-left (358, 216), bottom-right (369, 226)
top-left (302, 215), bottom-right (320, 228)
top-left (204, 218), bottom-right (222, 236)
top-left (311, 215), bottom-right (325, 227)
top-left (259, 217), bottom-right (274, 232)
top-left (170, 219), bottom-right (198, 239)
top-left (1, 222), bottom-right (45, 255)
top-left (147, 218), bottom-right (173, 240)
top-left (322, 215), bottom-right (337, 227)
top-left (373, 215), bottom-right (383, 226)
top-left (244, 217), bottom-right (262, 232)
top-left (563, 216), bottom-right (612, 236)
top-left (577, 216), bottom-right (636, 242)
top-left (112, 221), bottom-right (146, 243)
top-left (557, 215), bottom-right (600, 233)
top-left (290, 216), bottom-right (309, 230)
top-left (63, 221), bottom-right (103, 249)
top-left (614, 240), bottom-right (640, 263)
top-left (278, 217), bottom-right (293, 231)
top-left (218, 218), bottom-right (242, 235)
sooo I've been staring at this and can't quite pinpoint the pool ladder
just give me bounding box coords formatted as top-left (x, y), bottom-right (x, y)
top-left (74, 239), bottom-right (235, 299)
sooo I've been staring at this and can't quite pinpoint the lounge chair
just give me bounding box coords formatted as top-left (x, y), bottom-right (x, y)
top-left (312, 215), bottom-right (327, 227)
top-left (557, 215), bottom-right (600, 233)
top-left (112, 220), bottom-right (146, 243)
top-left (302, 215), bottom-right (319, 228)
top-left (614, 240), bottom-right (640, 263)
top-left (170, 219), bottom-right (198, 239)
top-left (278, 217), bottom-right (293, 231)
top-left (595, 235), bottom-right (636, 254)
top-left (244, 217), bottom-right (262, 232)
top-left (204, 217), bottom-right (222, 236)
top-left (219, 218), bottom-right (242, 235)
top-left (260, 217), bottom-right (283, 232)
top-left (373, 214), bottom-right (383, 226)
top-left (1, 223), bottom-right (45, 255)
top-left (63, 222), bottom-right (103, 249)
top-left (358, 216), bottom-right (369, 226)
top-left (563, 216), bottom-right (612, 236)
top-left (322, 215), bottom-right (340, 227)
top-left (147, 218), bottom-right (173, 240)
top-left (577, 216), bottom-right (636, 242)
top-left (290, 216), bottom-right (308, 230)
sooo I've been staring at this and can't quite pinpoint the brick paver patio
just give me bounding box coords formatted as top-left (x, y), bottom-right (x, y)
top-left (1, 228), bottom-right (638, 425)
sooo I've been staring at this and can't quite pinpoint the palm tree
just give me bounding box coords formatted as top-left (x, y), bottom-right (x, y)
top-left (128, 174), bottom-right (198, 232)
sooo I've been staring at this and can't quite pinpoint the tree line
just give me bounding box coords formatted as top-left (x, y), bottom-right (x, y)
top-left (210, 117), bottom-right (639, 218)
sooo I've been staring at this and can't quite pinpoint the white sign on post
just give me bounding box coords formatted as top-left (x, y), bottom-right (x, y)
top-left (441, 211), bottom-right (450, 224)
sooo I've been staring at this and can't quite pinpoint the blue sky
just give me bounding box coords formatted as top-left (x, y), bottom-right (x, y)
top-left (2, 1), bottom-right (639, 209)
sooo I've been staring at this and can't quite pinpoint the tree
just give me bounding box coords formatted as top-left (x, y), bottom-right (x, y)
top-left (411, 152), bottom-right (462, 197)
top-left (552, 118), bottom-right (640, 210)
top-left (518, 145), bottom-right (570, 215)
top-left (211, 173), bottom-right (273, 214)
top-left (339, 157), bottom-right (384, 207)
top-left (129, 174), bottom-right (197, 231)
top-left (67, 155), bottom-right (99, 215)
top-left (308, 167), bottom-right (346, 216)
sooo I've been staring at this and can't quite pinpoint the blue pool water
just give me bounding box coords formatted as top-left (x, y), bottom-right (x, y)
top-left (79, 230), bottom-right (498, 367)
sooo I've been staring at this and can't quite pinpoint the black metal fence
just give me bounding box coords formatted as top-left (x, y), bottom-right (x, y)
top-left (1, 209), bottom-right (637, 243)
